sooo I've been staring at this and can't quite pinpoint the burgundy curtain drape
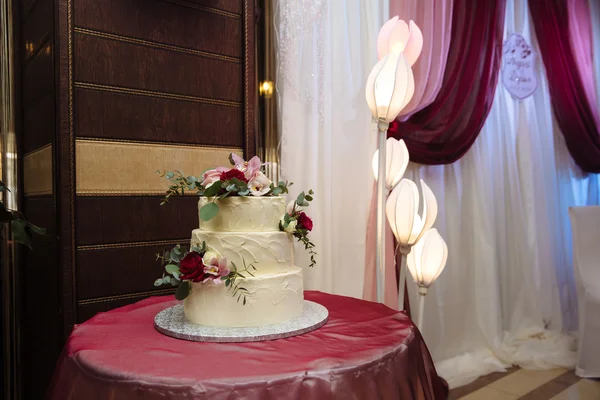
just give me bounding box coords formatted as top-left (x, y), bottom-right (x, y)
top-left (529, 0), bottom-right (600, 173)
top-left (389, 0), bottom-right (506, 165)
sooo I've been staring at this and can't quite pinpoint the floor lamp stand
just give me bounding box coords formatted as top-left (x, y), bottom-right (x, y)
top-left (397, 246), bottom-right (411, 311)
top-left (417, 286), bottom-right (428, 333)
top-left (375, 120), bottom-right (388, 304)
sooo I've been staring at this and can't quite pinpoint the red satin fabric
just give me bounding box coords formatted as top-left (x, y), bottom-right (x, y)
top-left (47, 291), bottom-right (447, 399)
top-left (390, 0), bottom-right (506, 165)
top-left (529, 0), bottom-right (600, 173)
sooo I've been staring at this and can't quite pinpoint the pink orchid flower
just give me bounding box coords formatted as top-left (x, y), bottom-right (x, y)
top-left (377, 17), bottom-right (423, 66)
top-left (230, 153), bottom-right (264, 181)
top-left (202, 257), bottom-right (230, 284)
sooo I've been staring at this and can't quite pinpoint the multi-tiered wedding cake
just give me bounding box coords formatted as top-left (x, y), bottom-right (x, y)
top-left (154, 154), bottom-right (315, 329)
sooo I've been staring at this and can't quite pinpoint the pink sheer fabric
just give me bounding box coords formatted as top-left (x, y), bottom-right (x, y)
top-left (529, 0), bottom-right (600, 172)
top-left (363, 0), bottom-right (453, 308)
top-left (391, 0), bottom-right (454, 118)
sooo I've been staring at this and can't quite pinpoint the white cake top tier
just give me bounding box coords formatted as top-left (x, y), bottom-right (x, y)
top-left (198, 196), bottom-right (286, 232)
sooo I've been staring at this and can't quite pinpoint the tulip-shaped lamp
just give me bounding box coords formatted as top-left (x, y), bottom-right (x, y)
top-left (386, 178), bottom-right (437, 311)
top-left (407, 228), bottom-right (448, 333)
top-left (366, 17), bottom-right (422, 303)
top-left (372, 137), bottom-right (410, 191)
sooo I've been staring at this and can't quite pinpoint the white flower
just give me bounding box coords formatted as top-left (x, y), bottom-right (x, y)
top-left (248, 172), bottom-right (272, 197)
top-left (202, 250), bottom-right (221, 266)
top-left (286, 200), bottom-right (296, 215)
top-left (284, 220), bottom-right (297, 233)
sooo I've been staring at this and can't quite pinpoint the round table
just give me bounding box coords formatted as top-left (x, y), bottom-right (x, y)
top-left (48, 291), bottom-right (448, 399)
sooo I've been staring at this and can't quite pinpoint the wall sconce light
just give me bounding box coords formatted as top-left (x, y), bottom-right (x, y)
top-left (259, 80), bottom-right (274, 98)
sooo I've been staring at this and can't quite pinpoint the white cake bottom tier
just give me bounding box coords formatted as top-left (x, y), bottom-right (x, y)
top-left (184, 266), bottom-right (304, 328)
top-left (191, 229), bottom-right (294, 274)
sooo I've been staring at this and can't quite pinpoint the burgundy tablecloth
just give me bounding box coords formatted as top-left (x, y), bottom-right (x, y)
top-left (47, 291), bottom-right (447, 399)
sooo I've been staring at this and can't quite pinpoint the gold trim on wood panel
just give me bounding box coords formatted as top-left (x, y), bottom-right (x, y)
top-left (23, 144), bottom-right (53, 196)
top-left (73, 27), bottom-right (242, 64)
top-left (75, 139), bottom-right (242, 195)
top-left (74, 82), bottom-right (242, 108)
top-left (76, 137), bottom-right (240, 151)
top-left (163, 0), bottom-right (241, 19)
top-left (78, 239), bottom-right (188, 251)
top-left (78, 288), bottom-right (176, 305)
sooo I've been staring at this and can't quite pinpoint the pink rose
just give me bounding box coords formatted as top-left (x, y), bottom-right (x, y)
top-left (202, 167), bottom-right (229, 188)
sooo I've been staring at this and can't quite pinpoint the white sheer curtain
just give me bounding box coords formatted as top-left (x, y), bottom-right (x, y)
top-left (275, 0), bottom-right (387, 297)
top-left (275, 0), bottom-right (600, 389)
top-left (404, 0), bottom-right (600, 388)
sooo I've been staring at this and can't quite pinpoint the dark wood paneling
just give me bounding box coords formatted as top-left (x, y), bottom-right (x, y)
top-left (21, 197), bottom-right (60, 400)
top-left (23, 89), bottom-right (54, 153)
top-left (74, 87), bottom-right (243, 146)
top-left (57, 0), bottom-right (77, 336)
top-left (74, 33), bottom-right (243, 102)
top-left (77, 242), bottom-right (186, 299)
top-left (22, 0), bottom-right (41, 19)
top-left (74, 0), bottom-right (242, 58)
top-left (76, 196), bottom-right (198, 245)
top-left (166, 0), bottom-right (242, 14)
top-left (22, 0), bottom-right (53, 62)
top-left (77, 291), bottom-right (175, 323)
top-left (22, 42), bottom-right (53, 103)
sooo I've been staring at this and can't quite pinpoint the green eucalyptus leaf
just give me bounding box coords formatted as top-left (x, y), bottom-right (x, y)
top-left (305, 195), bottom-right (313, 201)
top-left (226, 184), bottom-right (236, 192)
top-left (301, 200), bottom-right (309, 207)
top-left (165, 171), bottom-right (174, 179)
top-left (165, 264), bottom-right (180, 274)
top-left (308, 189), bottom-right (314, 194)
top-left (169, 248), bottom-right (180, 262)
top-left (11, 219), bottom-right (32, 249)
top-left (238, 190), bottom-right (250, 196)
top-left (296, 191), bottom-right (305, 204)
top-left (203, 181), bottom-right (223, 197)
top-left (199, 202), bottom-right (219, 221)
top-left (191, 246), bottom-right (203, 253)
top-left (154, 278), bottom-right (163, 287)
top-left (272, 187), bottom-right (282, 196)
top-left (162, 276), bottom-right (171, 284)
top-left (175, 281), bottom-right (190, 300)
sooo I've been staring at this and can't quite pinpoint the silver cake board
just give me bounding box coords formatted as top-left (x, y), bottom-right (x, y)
top-left (154, 300), bottom-right (328, 343)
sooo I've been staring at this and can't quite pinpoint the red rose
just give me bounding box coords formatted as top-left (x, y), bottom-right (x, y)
top-left (220, 169), bottom-right (247, 182)
top-left (179, 252), bottom-right (205, 282)
top-left (297, 212), bottom-right (313, 231)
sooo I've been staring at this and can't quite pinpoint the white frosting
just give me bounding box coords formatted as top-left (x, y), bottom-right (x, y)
top-left (184, 267), bottom-right (304, 327)
top-left (198, 196), bottom-right (286, 232)
top-left (191, 230), bottom-right (294, 274)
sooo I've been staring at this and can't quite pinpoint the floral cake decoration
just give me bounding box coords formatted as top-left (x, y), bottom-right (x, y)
top-left (154, 153), bottom-right (317, 302)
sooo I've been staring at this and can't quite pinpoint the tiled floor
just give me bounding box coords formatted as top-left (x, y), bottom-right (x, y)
top-left (448, 369), bottom-right (600, 400)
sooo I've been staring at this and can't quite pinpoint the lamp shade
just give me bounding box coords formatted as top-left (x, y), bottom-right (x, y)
top-left (372, 137), bottom-right (409, 190)
top-left (385, 178), bottom-right (438, 246)
top-left (365, 52), bottom-right (415, 122)
top-left (377, 17), bottom-right (423, 66)
top-left (407, 228), bottom-right (448, 288)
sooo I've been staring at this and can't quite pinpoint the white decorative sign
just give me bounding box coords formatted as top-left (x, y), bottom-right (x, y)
top-left (502, 33), bottom-right (538, 100)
